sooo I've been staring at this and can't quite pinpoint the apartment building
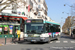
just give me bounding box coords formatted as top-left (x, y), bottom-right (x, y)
top-left (22, 0), bottom-right (48, 20)
top-left (0, 0), bottom-right (53, 21)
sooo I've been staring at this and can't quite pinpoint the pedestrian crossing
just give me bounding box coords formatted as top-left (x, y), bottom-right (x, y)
top-left (50, 41), bottom-right (75, 44)
top-left (55, 41), bottom-right (60, 43)
top-left (63, 41), bottom-right (68, 43)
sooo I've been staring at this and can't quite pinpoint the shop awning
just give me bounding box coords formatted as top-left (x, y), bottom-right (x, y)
top-left (0, 23), bottom-right (20, 25)
top-left (0, 13), bottom-right (28, 20)
top-left (21, 17), bottom-right (28, 20)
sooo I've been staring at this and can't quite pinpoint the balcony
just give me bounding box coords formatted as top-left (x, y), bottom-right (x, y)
top-left (43, 1), bottom-right (48, 10)
top-left (37, 15), bottom-right (45, 19)
top-left (33, 8), bottom-right (38, 15)
top-left (44, 10), bottom-right (47, 15)
top-left (26, 0), bottom-right (33, 9)
top-left (45, 17), bottom-right (47, 20)
top-left (37, 15), bottom-right (42, 18)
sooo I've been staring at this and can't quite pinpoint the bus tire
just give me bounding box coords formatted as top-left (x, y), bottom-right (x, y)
top-left (56, 35), bottom-right (59, 40)
top-left (30, 42), bottom-right (34, 44)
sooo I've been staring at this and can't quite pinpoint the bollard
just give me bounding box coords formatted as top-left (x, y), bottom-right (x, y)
top-left (5, 36), bottom-right (7, 45)
top-left (12, 35), bottom-right (14, 43)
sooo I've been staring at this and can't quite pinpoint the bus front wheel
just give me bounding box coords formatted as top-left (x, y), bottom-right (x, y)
top-left (47, 36), bottom-right (51, 43)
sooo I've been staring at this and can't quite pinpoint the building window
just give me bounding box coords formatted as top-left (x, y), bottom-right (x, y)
top-left (38, 5), bottom-right (40, 9)
top-left (45, 17), bottom-right (47, 20)
top-left (38, 12), bottom-right (40, 16)
top-left (42, 15), bottom-right (44, 18)
top-left (38, 0), bottom-right (40, 2)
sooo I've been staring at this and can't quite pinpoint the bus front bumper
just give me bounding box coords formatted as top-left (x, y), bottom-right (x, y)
top-left (24, 37), bottom-right (49, 42)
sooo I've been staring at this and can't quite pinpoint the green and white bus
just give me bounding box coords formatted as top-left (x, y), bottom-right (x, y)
top-left (24, 19), bottom-right (61, 43)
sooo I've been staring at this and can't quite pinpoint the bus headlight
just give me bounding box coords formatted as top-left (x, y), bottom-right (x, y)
top-left (24, 34), bottom-right (28, 37)
top-left (40, 34), bottom-right (49, 37)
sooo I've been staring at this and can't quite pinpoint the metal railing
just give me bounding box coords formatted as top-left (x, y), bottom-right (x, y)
top-left (44, 10), bottom-right (47, 15)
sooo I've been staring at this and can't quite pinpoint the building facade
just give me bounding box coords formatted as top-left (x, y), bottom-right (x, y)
top-left (0, 0), bottom-right (53, 21)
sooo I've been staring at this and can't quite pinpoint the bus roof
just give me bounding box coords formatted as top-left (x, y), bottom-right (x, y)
top-left (44, 20), bottom-right (60, 25)
top-left (25, 19), bottom-right (60, 25)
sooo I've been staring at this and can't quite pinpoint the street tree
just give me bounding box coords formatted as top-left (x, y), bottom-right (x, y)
top-left (0, 0), bottom-right (26, 12)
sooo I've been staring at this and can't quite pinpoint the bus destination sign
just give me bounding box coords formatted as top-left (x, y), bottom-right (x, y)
top-left (26, 20), bottom-right (43, 23)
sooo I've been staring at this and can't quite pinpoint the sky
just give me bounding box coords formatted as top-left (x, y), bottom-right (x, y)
top-left (45, 0), bottom-right (75, 26)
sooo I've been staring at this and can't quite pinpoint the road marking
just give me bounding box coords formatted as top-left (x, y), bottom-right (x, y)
top-left (71, 41), bottom-right (75, 43)
top-left (63, 41), bottom-right (68, 43)
top-left (50, 41), bottom-right (53, 43)
top-left (11, 44), bottom-right (17, 45)
top-left (56, 41), bottom-right (60, 43)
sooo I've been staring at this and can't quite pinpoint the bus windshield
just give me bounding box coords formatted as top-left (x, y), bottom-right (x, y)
top-left (25, 24), bottom-right (44, 34)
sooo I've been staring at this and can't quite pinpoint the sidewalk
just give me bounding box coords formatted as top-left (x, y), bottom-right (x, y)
top-left (0, 38), bottom-right (25, 46)
top-left (0, 38), bottom-right (12, 46)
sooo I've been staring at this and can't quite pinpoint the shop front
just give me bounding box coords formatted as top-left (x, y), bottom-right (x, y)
top-left (0, 24), bottom-right (20, 38)
top-left (0, 13), bottom-right (27, 38)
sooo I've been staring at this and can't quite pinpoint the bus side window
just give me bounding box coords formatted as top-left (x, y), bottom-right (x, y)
top-left (56, 25), bottom-right (60, 32)
top-left (45, 23), bottom-right (49, 33)
top-left (46, 24), bottom-right (48, 33)
top-left (50, 26), bottom-right (54, 32)
top-left (46, 23), bottom-right (51, 33)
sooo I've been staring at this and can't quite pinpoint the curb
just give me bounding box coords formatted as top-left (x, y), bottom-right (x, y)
top-left (0, 43), bottom-right (17, 46)
top-left (0, 44), bottom-right (4, 46)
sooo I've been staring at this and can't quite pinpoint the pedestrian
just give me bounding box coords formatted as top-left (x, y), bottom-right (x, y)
top-left (17, 29), bottom-right (21, 41)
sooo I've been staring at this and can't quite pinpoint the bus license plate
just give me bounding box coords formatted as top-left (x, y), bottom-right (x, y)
top-left (31, 40), bottom-right (36, 41)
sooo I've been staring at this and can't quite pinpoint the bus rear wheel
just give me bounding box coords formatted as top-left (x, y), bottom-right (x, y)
top-left (56, 35), bottom-right (59, 40)
top-left (30, 42), bottom-right (35, 44)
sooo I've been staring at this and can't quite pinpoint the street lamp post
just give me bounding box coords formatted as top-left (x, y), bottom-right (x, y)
top-left (64, 4), bottom-right (73, 35)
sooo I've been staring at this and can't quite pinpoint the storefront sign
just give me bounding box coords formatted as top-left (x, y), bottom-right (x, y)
top-left (9, 25), bottom-right (13, 34)
top-left (26, 19), bottom-right (43, 23)
top-left (0, 27), bottom-right (2, 32)
top-left (4, 27), bottom-right (8, 31)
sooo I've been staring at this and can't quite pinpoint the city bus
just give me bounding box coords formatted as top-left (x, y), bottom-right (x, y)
top-left (24, 19), bottom-right (61, 43)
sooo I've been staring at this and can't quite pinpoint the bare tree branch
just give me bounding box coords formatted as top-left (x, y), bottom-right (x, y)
top-left (0, 0), bottom-right (26, 12)
top-left (0, 2), bottom-right (12, 12)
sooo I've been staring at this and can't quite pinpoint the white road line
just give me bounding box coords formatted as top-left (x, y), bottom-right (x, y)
top-left (56, 41), bottom-right (60, 43)
top-left (50, 41), bottom-right (53, 43)
top-left (63, 41), bottom-right (68, 43)
top-left (71, 41), bottom-right (75, 43)
top-left (11, 44), bottom-right (17, 45)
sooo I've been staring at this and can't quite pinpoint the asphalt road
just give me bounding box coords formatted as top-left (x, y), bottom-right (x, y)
top-left (0, 33), bottom-right (75, 50)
